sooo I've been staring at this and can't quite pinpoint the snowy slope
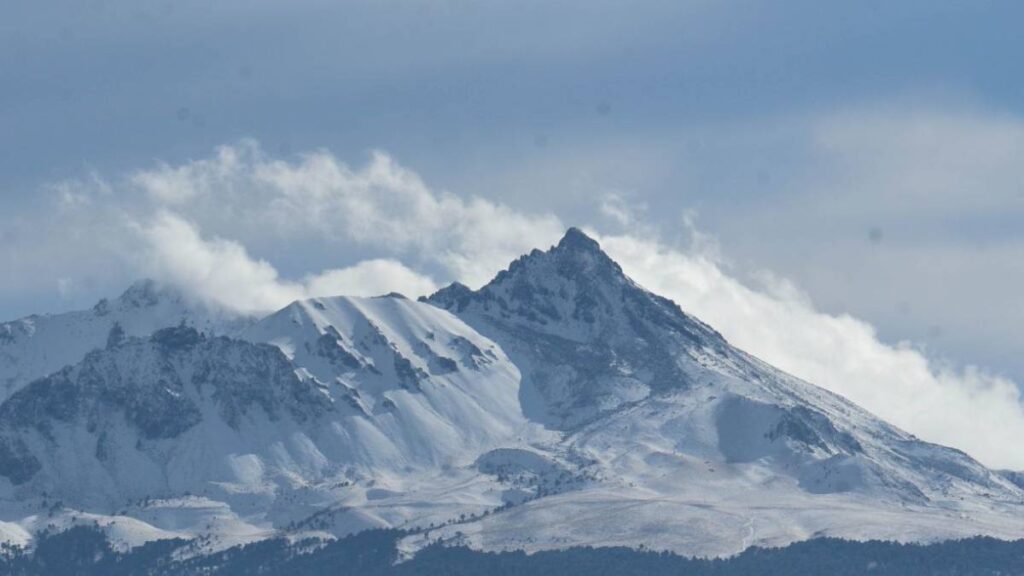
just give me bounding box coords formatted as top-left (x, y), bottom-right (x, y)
top-left (239, 293), bottom-right (535, 474)
top-left (0, 325), bottom-right (332, 505)
top-left (0, 280), bottom-right (248, 400)
top-left (0, 297), bottom-right (538, 551)
top-left (402, 356), bottom-right (1024, 557)
top-left (415, 228), bottom-right (1024, 556)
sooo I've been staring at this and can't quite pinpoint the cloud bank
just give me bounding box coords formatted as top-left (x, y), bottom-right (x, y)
top-left (600, 234), bottom-right (1024, 470)
top-left (140, 211), bottom-right (440, 314)
top-left (5, 140), bottom-right (1024, 469)
top-left (130, 143), bottom-right (565, 290)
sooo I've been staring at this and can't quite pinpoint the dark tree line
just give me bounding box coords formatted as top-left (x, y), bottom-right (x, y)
top-left (3, 525), bottom-right (1024, 575)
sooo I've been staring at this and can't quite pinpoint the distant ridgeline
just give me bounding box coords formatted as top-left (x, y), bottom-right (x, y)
top-left (4, 527), bottom-right (1024, 576)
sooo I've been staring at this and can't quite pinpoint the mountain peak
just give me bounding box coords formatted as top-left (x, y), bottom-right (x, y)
top-left (424, 226), bottom-right (732, 427)
top-left (555, 227), bottom-right (602, 253)
top-left (427, 226), bottom-right (724, 348)
top-left (505, 226), bottom-right (622, 282)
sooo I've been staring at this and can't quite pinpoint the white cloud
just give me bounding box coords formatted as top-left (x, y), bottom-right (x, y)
top-left (0, 141), bottom-right (558, 313)
top-left (131, 145), bottom-right (246, 205)
top-left (140, 211), bottom-right (306, 314)
top-left (139, 211), bottom-right (438, 314)
top-left (131, 142), bottom-right (566, 288)
top-left (599, 232), bottom-right (1024, 469)
top-left (304, 259), bottom-right (439, 299)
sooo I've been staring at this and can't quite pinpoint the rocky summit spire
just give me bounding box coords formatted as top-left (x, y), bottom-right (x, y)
top-left (426, 227), bottom-right (630, 319)
top-left (424, 227), bottom-right (730, 428)
top-left (501, 226), bottom-right (624, 285)
top-left (549, 227), bottom-right (617, 269)
top-left (426, 226), bottom-right (712, 342)
top-left (555, 226), bottom-right (602, 253)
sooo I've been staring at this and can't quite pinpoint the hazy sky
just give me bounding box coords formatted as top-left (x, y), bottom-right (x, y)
top-left (3, 2), bottom-right (1024, 391)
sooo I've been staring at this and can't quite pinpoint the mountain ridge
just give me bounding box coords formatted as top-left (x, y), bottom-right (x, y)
top-left (0, 228), bottom-right (1022, 557)
top-left (425, 227), bottom-right (730, 429)
top-left (0, 279), bottom-right (250, 401)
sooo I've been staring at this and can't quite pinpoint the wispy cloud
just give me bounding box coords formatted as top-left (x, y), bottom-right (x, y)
top-left (126, 142), bottom-right (565, 289)
top-left (139, 211), bottom-right (439, 313)
top-left (600, 232), bottom-right (1024, 470)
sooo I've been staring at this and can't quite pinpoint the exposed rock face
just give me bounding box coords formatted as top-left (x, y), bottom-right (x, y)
top-left (0, 280), bottom-right (250, 400)
top-left (0, 327), bottom-right (330, 496)
top-left (426, 227), bottom-right (730, 428)
top-left (0, 295), bottom-right (527, 521)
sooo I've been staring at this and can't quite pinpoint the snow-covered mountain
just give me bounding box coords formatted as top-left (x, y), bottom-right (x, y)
top-left (1, 228), bottom-right (1024, 557)
top-left (0, 295), bottom-right (539, 551)
top-left (0, 280), bottom-right (248, 400)
top-left (0, 325), bottom-right (330, 504)
top-left (415, 228), bottom-right (1024, 555)
top-left (426, 227), bottom-right (732, 428)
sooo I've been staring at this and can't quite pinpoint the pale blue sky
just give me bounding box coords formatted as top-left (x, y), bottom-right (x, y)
top-left (3, 1), bottom-right (1024, 381)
